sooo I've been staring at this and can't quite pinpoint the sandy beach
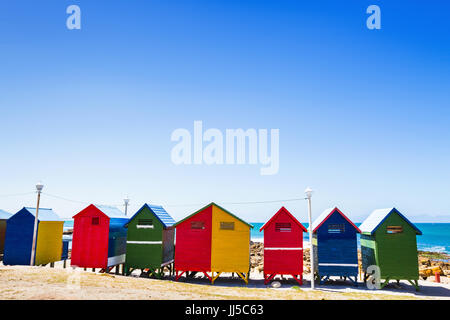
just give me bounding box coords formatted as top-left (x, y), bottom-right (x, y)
top-left (0, 259), bottom-right (449, 300)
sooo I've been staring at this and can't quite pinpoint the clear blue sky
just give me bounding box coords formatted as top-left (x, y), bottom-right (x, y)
top-left (0, 0), bottom-right (449, 222)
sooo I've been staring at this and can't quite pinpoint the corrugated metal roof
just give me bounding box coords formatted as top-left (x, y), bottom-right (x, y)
top-left (311, 207), bottom-right (360, 233)
top-left (95, 205), bottom-right (127, 219)
top-left (0, 209), bottom-right (12, 220)
top-left (260, 207), bottom-right (307, 232)
top-left (311, 208), bottom-right (335, 231)
top-left (23, 207), bottom-right (61, 221)
top-left (147, 204), bottom-right (176, 228)
top-left (174, 202), bottom-right (253, 228)
top-left (359, 208), bottom-right (422, 235)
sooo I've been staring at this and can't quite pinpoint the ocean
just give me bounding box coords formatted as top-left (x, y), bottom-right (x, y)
top-left (250, 222), bottom-right (450, 254)
top-left (63, 221), bottom-right (450, 254)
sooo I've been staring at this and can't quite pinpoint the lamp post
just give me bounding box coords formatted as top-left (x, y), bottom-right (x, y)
top-left (30, 181), bottom-right (44, 266)
top-left (305, 187), bottom-right (315, 289)
top-left (124, 196), bottom-right (130, 216)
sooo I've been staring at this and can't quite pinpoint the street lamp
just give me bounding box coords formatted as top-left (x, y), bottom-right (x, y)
top-left (305, 187), bottom-right (315, 289)
top-left (30, 181), bottom-right (44, 266)
top-left (124, 196), bottom-right (130, 216)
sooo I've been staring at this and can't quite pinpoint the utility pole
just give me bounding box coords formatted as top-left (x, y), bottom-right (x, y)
top-left (30, 182), bottom-right (44, 266)
top-left (305, 187), bottom-right (315, 289)
top-left (124, 196), bottom-right (130, 216)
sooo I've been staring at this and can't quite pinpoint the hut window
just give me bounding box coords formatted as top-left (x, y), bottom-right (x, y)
top-left (387, 226), bottom-right (403, 234)
top-left (92, 217), bottom-right (99, 225)
top-left (220, 222), bottom-right (235, 230)
top-left (137, 219), bottom-right (154, 229)
top-left (191, 221), bottom-right (205, 230)
top-left (275, 223), bottom-right (291, 232)
top-left (328, 224), bottom-right (345, 233)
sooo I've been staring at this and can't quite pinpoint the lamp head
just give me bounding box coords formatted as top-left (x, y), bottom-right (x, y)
top-left (304, 187), bottom-right (313, 199)
top-left (36, 181), bottom-right (44, 193)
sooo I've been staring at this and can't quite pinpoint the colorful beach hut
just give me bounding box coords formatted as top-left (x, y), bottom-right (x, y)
top-left (124, 204), bottom-right (175, 277)
top-left (174, 202), bottom-right (253, 284)
top-left (260, 207), bottom-right (307, 285)
top-left (0, 209), bottom-right (12, 255)
top-left (71, 204), bottom-right (128, 271)
top-left (311, 207), bottom-right (361, 285)
top-left (360, 208), bottom-right (422, 290)
top-left (3, 207), bottom-right (64, 265)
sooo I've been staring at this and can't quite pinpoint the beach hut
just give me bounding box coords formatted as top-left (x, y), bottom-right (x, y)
top-left (124, 204), bottom-right (175, 277)
top-left (359, 208), bottom-right (422, 290)
top-left (0, 209), bottom-right (12, 255)
top-left (71, 204), bottom-right (128, 271)
top-left (260, 207), bottom-right (307, 285)
top-left (311, 207), bottom-right (361, 285)
top-left (3, 207), bottom-right (64, 265)
top-left (174, 202), bottom-right (253, 284)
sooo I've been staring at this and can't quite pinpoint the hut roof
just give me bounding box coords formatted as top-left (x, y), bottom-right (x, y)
top-left (311, 207), bottom-right (361, 233)
top-left (22, 207), bottom-right (61, 221)
top-left (173, 202), bottom-right (254, 228)
top-left (359, 208), bottom-right (422, 235)
top-left (0, 209), bottom-right (12, 220)
top-left (95, 205), bottom-right (127, 219)
top-left (259, 207), bottom-right (307, 232)
top-left (128, 204), bottom-right (175, 228)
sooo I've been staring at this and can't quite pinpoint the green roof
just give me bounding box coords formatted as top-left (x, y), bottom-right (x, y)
top-left (173, 202), bottom-right (253, 228)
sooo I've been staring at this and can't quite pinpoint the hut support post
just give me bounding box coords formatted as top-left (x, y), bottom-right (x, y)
top-left (407, 280), bottom-right (420, 291)
top-left (264, 273), bottom-right (276, 285)
top-left (236, 272), bottom-right (248, 285)
top-left (175, 271), bottom-right (185, 281)
top-left (211, 272), bottom-right (221, 284)
top-left (380, 277), bottom-right (390, 289)
top-left (291, 274), bottom-right (303, 285)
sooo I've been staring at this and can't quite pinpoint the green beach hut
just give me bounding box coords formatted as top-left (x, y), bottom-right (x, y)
top-left (124, 204), bottom-right (175, 278)
top-left (360, 208), bottom-right (422, 290)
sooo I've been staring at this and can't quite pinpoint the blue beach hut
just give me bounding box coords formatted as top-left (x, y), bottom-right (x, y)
top-left (3, 207), bottom-right (64, 265)
top-left (311, 207), bottom-right (361, 285)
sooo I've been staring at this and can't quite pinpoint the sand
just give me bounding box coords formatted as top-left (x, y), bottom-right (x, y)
top-left (0, 263), bottom-right (449, 300)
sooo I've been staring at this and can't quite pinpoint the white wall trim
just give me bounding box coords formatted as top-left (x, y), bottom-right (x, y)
top-left (264, 247), bottom-right (303, 250)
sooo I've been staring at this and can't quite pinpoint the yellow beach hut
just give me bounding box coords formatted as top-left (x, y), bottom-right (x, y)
top-left (174, 202), bottom-right (253, 284)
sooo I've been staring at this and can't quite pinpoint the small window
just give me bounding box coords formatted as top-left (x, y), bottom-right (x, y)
top-left (328, 224), bottom-right (345, 233)
top-left (220, 222), bottom-right (235, 230)
top-left (275, 223), bottom-right (291, 232)
top-left (387, 226), bottom-right (403, 234)
top-left (137, 219), bottom-right (154, 229)
top-left (191, 221), bottom-right (205, 230)
top-left (92, 217), bottom-right (99, 225)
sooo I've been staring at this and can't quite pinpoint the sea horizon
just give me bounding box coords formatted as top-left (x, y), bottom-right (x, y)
top-left (62, 221), bottom-right (450, 254)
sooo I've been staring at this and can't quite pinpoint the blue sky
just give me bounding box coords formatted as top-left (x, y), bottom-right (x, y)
top-left (0, 0), bottom-right (449, 222)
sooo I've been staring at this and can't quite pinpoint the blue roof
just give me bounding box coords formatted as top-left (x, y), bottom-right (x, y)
top-left (22, 207), bottom-right (61, 221)
top-left (130, 203), bottom-right (175, 228)
top-left (311, 207), bottom-right (360, 233)
top-left (359, 208), bottom-right (422, 235)
top-left (0, 209), bottom-right (12, 220)
top-left (95, 205), bottom-right (127, 219)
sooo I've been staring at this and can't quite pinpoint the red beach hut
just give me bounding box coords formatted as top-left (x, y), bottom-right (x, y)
top-left (71, 204), bottom-right (128, 271)
top-left (260, 207), bottom-right (307, 285)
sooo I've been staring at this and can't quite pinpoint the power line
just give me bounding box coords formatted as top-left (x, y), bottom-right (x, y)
top-left (0, 192), bottom-right (35, 198)
top-left (23, 192), bottom-right (307, 209)
top-left (42, 192), bottom-right (123, 207)
top-left (164, 198), bottom-right (307, 207)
